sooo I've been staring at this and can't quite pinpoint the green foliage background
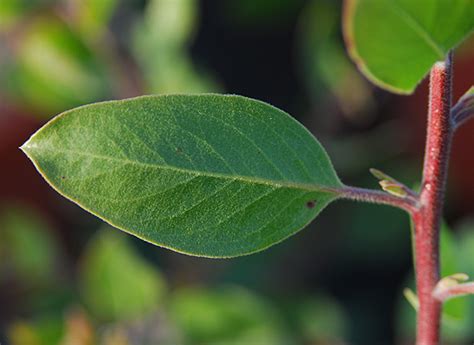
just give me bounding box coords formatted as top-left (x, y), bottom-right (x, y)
top-left (1, 0), bottom-right (473, 344)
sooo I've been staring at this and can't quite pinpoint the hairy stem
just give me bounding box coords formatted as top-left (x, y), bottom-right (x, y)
top-left (339, 185), bottom-right (418, 214)
top-left (413, 52), bottom-right (453, 345)
top-left (338, 52), bottom-right (456, 343)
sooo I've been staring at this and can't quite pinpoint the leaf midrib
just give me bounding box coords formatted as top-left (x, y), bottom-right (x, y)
top-left (388, 0), bottom-right (445, 58)
top-left (23, 144), bottom-right (341, 194)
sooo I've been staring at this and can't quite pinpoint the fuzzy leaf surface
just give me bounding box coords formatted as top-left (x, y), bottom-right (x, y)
top-left (22, 94), bottom-right (342, 257)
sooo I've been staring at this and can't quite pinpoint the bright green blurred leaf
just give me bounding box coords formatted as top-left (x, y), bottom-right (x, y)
top-left (455, 221), bottom-right (474, 338)
top-left (170, 287), bottom-right (286, 345)
top-left (8, 322), bottom-right (42, 345)
top-left (439, 223), bottom-right (470, 335)
top-left (0, 0), bottom-right (26, 31)
top-left (6, 16), bottom-right (110, 115)
top-left (73, 0), bottom-right (118, 38)
top-left (291, 295), bottom-right (348, 343)
top-left (135, 48), bottom-right (218, 94)
top-left (440, 223), bottom-right (459, 278)
top-left (8, 315), bottom-right (64, 345)
top-left (140, 0), bottom-right (197, 48)
top-left (79, 228), bottom-right (167, 321)
top-left (0, 0), bottom-right (52, 31)
top-left (133, 0), bottom-right (219, 93)
top-left (0, 206), bottom-right (59, 284)
top-left (299, 0), bottom-right (374, 119)
top-left (22, 94), bottom-right (342, 257)
top-left (457, 221), bottom-right (474, 277)
top-left (344, 0), bottom-right (474, 94)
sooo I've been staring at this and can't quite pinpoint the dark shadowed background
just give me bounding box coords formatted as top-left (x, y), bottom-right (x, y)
top-left (1, 0), bottom-right (473, 344)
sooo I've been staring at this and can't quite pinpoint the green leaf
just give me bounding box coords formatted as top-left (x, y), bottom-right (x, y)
top-left (439, 223), bottom-right (466, 322)
top-left (132, 0), bottom-right (218, 94)
top-left (169, 287), bottom-right (286, 345)
top-left (0, 205), bottom-right (60, 284)
top-left (140, 0), bottom-right (197, 48)
top-left (343, 0), bottom-right (474, 94)
top-left (7, 16), bottom-right (111, 116)
top-left (298, 0), bottom-right (374, 118)
top-left (456, 222), bottom-right (474, 338)
top-left (22, 94), bottom-right (342, 257)
top-left (397, 222), bottom-right (472, 341)
top-left (290, 295), bottom-right (348, 343)
top-left (8, 316), bottom-right (65, 345)
top-left (439, 223), bottom-right (473, 339)
top-left (74, 0), bottom-right (118, 38)
top-left (431, 223), bottom-right (467, 326)
top-left (0, 0), bottom-right (52, 32)
top-left (80, 228), bottom-right (167, 321)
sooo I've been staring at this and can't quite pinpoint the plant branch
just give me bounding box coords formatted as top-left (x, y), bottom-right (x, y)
top-left (451, 87), bottom-right (474, 130)
top-left (413, 52), bottom-right (453, 345)
top-left (339, 185), bottom-right (418, 214)
top-left (433, 281), bottom-right (474, 302)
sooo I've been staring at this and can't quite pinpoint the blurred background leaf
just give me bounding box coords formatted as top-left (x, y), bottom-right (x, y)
top-left (132, 0), bottom-right (219, 94)
top-left (8, 315), bottom-right (65, 345)
top-left (298, 0), bottom-right (374, 124)
top-left (1, 1), bottom-right (473, 344)
top-left (169, 286), bottom-right (287, 345)
top-left (0, 205), bottom-right (60, 285)
top-left (71, 0), bottom-right (119, 39)
top-left (79, 228), bottom-right (167, 322)
top-left (3, 15), bottom-right (111, 116)
top-left (396, 221), bottom-right (474, 343)
top-left (0, 0), bottom-right (55, 32)
top-left (287, 294), bottom-right (348, 344)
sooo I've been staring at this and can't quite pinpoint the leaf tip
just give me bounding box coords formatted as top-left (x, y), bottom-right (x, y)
top-left (19, 138), bottom-right (35, 157)
top-left (369, 168), bottom-right (389, 181)
top-left (19, 142), bottom-right (29, 155)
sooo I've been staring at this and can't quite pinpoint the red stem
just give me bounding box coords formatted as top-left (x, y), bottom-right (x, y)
top-left (413, 53), bottom-right (453, 345)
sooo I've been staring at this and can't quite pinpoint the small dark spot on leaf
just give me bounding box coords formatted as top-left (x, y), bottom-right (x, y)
top-left (61, 176), bottom-right (66, 180)
top-left (176, 147), bottom-right (183, 154)
top-left (306, 200), bottom-right (316, 209)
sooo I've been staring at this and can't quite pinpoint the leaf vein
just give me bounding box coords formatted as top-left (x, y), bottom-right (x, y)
top-left (389, 0), bottom-right (445, 57)
top-left (28, 147), bottom-right (336, 193)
